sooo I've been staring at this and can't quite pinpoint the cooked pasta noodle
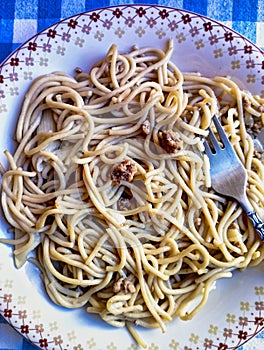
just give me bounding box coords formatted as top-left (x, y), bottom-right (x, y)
top-left (1, 40), bottom-right (264, 347)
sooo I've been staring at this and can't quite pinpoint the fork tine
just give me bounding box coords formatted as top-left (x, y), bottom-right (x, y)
top-left (212, 115), bottom-right (230, 148)
top-left (207, 126), bottom-right (221, 152)
top-left (203, 138), bottom-right (213, 156)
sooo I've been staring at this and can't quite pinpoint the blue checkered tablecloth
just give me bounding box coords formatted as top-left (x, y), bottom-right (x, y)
top-left (1, 0), bottom-right (264, 63)
top-left (0, 0), bottom-right (263, 349)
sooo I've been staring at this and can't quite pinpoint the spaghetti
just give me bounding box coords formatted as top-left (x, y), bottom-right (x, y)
top-left (1, 40), bottom-right (264, 347)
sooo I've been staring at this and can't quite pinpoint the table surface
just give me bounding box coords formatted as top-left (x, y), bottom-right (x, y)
top-left (0, 0), bottom-right (263, 349)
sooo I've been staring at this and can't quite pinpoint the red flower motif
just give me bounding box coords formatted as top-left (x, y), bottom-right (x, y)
top-left (238, 330), bottom-right (248, 340)
top-left (21, 324), bottom-right (29, 334)
top-left (0, 75), bottom-right (4, 84)
top-left (113, 8), bottom-right (123, 18)
top-left (181, 14), bottom-right (191, 24)
top-left (28, 42), bottom-right (37, 51)
top-left (4, 308), bottom-right (12, 318)
top-left (47, 29), bottom-right (56, 39)
top-left (203, 21), bottom-right (213, 31)
top-left (244, 45), bottom-right (253, 54)
top-left (217, 343), bottom-right (228, 350)
top-left (254, 316), bottom-right (264, 326)
top-left (224, 32), bottom-right (234, 42)
top-left (39, 338), bottom-right (48, 348)
top-left (90, 12), bottom-right (100, 22)
top-left (159, 9), bottom-right (169, 19)
top-left (10, 57), bottom-right (19, 66)
top-left (136, 7), bottom-right (146, 17)
top-left (68, 19), bottom-right (78, 28)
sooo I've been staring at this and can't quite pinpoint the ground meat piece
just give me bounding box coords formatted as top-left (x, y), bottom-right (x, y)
top-left (111, 159), bottom-right (137, 184)
top-left (113, 277), bottom-right (136, 294)
top-left (158, 130), bottom-right (183, 153)
top-left (113, 278), bottom-right (123, 293)
top-left (123, 279), bottom-right (136, 294)
top-left (142, 120), bottom-right (151, 135)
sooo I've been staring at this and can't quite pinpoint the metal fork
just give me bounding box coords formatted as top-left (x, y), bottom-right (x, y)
top-left (204, 115), bottom-right (264, 242)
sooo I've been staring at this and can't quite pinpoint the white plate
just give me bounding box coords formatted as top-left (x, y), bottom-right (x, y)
top-left (0, 5), bottom-right (263, 350)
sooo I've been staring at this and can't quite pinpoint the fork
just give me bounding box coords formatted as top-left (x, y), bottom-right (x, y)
top-left (204, 115), bottom-right (264, 242)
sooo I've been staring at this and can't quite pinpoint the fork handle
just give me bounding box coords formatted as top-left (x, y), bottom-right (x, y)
top-left (239, 197), bottom-right (264, 242)
top-left (246, 211), bottom-right (264, 242)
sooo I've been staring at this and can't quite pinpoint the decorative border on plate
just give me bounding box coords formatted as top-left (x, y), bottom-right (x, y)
top-left (0, 284), bottom-right (263, 350)
top-left (0, 5), bottom-right (264, 115)
top-left (0, 5), bottom-right (263, 350)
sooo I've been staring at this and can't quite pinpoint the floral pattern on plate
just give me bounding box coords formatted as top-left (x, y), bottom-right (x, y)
top-left (0, 5), bottom-right (263, 350)
top-left (0, 283), bottom-right (263, 349)
top-left (0, 5), bottom-right (263, 114)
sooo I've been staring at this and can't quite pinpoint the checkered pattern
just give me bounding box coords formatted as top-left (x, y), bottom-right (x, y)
top-left (0, 0), bottom-right (264, 63)
top-left (0, 0), bottom-right (263, 349)
top-left (0, 314), bottom-right (37, 350)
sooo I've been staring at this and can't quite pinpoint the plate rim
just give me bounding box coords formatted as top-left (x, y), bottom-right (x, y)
top-left (0, 4), bottom-right (263, 350)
